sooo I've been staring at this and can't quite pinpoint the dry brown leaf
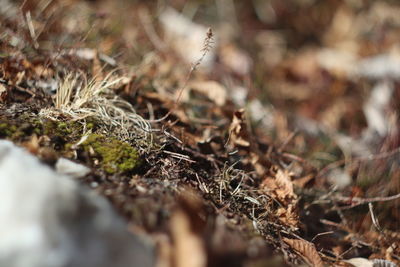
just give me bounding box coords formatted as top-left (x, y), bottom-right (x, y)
top-left (170, 209), bottom-right (206, 267)
top-left (323, 6), bottom-right (359, 53)
top-left (154, 234), bottom-right (173, 267)
top-left (250, 152), bottom-right (266, 176)
top-left (268, 81), bottom-right (314, 101)
top-left (22, 134), bottom-right (40, 155)
top-left (292, 174), bottom-right (314, 188)
top-left (15, 71), bottom-right (25, 86)
top-left (170, 191), bottom-right (207, 267)
top-left (276, 204), bottom-right (298, 228)
top-left (283, 238), bottom-right (323, 267)
top-left (0, 84), bottom-right (7, 102)
top-left (219, 43), bottom-right (251, 75)
top-left (228, 109), bottom-right (250, 147)
top-left (275, 169), bottom-right (295, 199)
top-left (319, 99), bottom-right (349, 130)
top-left (284, 50), bottom-right (320, 81)
top-left (33, 65), bottom-right (54, 77)
top-left (189, 80), bottom-right (227, 106)
top-left (262, 169), bottom-right (298, 227)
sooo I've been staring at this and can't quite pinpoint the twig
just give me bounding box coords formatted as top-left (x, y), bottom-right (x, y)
top-left (310, 231), bottom-right (334, 243)
top-left (335, 192), bottom-right (400, 209)
top-left (278, 130), bottom-right (298, 152)
top-left (368, 203), bottom-right (382, 232)
top-left (25, 11), bottom-right (39, 49)
top-left (163, 150), bottom-right (196, 163)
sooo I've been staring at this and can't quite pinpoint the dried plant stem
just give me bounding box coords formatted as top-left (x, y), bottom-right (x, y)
top-left (335, 192), bottom-right (400, 209)
top-left (149, 28), bottom-right (214, 123)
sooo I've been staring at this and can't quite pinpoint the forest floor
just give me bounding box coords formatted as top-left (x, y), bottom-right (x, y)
top-left (1, 0), bottom-right (400, 266)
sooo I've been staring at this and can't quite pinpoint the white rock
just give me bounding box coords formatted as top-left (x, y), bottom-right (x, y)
top-left (0, 140), bottom-right (154, 267)
top-left (345, 257), bottom-right (374, 267)
top-left (55, 157), bottom-right (91, 178)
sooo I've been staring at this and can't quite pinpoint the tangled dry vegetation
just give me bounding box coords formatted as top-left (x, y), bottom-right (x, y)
top-left (1, 0), bottom-right (400, 266)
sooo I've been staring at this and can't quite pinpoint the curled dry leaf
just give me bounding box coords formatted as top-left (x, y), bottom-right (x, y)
top-left (228, 109), bottom-right (250, 147)
top-left (283, 238), bottom-right (323, 267)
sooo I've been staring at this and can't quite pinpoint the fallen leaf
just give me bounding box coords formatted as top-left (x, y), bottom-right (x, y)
top-left (283, 238), bottom-right (323, 267)
top-left (276, 204), bottom-right (298, 228)
top-left (262, 169), bottom-right (297, 202)
top-left (219, 43), bottom-right (252, 75)
top-left (275, 169), bottom-right (295, 199)
top-left (170, 190), bottom-right (207, 267)
top-left (292, 174), bottom-right (314, 188)
top-left (33, 65), bottom-right (54, 77)
top-left (0, 84), bottom-right (7, 101)
top-left (228, 109), bottom-right (250, 147)
top-left (154, 234), bottom-right (173, 267)
top-left (189, 80), bottom-right (227, 106)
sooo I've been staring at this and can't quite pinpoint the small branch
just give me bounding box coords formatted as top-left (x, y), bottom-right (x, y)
top-left (335, 192), bottom-right (400, 209)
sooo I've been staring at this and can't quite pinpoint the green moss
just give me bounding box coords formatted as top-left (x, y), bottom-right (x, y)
top-left (0, 114), bottom-right (140, 174)
top-left (0, 116), bottom-right (93, 152)
top-left (0, 122), bottom-right (17, 137)
top-left (86, 122), bottom-right (94, 130)
top-left (42, 120), bottom-right (86, 139)
top-left (83, 133), bottom-right (140, 174)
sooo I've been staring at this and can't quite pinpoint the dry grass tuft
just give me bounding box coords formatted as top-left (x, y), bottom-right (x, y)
top-left (40, 71), bottom-right (153, 152)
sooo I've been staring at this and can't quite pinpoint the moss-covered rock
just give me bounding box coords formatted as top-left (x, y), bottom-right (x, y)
top-left (83, 133), bottom-right (140, 174)
top-left (0, 111), bottom-right (140, 175)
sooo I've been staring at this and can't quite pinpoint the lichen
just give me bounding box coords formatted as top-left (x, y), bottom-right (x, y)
top-left (82, 133), bottom-right (140, 174)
